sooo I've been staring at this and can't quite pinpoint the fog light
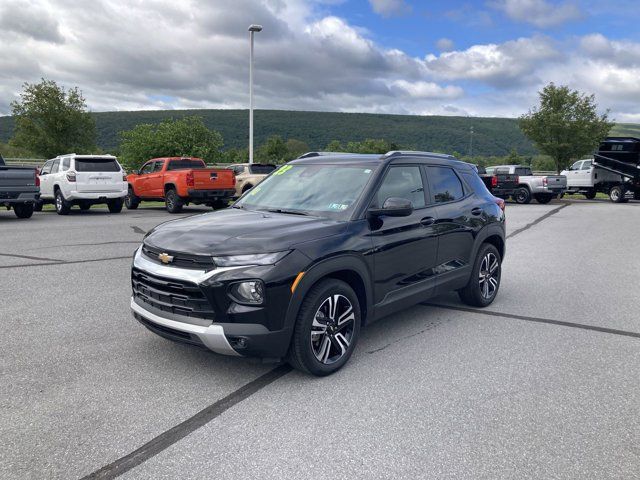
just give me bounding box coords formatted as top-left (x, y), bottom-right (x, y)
top-left (230, 280), bottom-right (265, 305)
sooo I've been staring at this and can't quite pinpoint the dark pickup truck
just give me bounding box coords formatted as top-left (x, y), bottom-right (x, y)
top-left (477, 166), bottom-right (518, 199)
top-left (0, 155), bottom-right (40, 218)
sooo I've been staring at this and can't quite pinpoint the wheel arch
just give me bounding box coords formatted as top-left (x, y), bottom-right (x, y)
top-left (164, 183), bottom-right (177, 194)
top-left (284, 254), bottom-right (373, 330)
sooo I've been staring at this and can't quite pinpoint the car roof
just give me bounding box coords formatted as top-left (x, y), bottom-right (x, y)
top-left (290, 151), bottom-right (472, 170)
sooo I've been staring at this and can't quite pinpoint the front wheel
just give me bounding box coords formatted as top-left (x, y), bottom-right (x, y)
top-left (513, 187), bottom-right (531, 204)
top-left (458, 243), bottom-right (502, 307)
top-left (13, 203), bottom-right (34, 219)
top-left (288, 279), bottom-right (361, 376)
top-left (211, 199), bottom-right (228, 210)
top-left (584, 189), bottom-right (597, 200)
top-left (165, 189), bottom-right (183, 213)
top-left (125, 187), bottom-right (140, 210)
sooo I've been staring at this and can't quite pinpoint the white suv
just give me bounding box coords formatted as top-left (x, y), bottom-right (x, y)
top-left (36, 154), bottom-right (128, 215)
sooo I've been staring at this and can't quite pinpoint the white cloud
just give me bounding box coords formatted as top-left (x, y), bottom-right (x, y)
top-left (390, 80), bottom-right (463, 99)
top-left (368, 0), bottom-right (412, 18)
top-left (424, 36), bottom-right (559, 87)
top-left (489, 0), bottom-right (582, 28)
top-left (436, 38), bottom-right (455, 52)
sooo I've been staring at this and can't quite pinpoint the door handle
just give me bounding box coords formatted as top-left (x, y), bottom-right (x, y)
top-left (471, 207), bottom-right (483, 216)
top-left (420, 216), bottom-right (435, 226)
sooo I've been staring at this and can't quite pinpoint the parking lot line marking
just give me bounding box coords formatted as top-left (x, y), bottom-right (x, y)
top-left (507, 203), bottom-right (570, 239)
top-left (0, 255), bottom-right (133, 270)
top-left (80, 364), bottom-right (292, 480)
top-left (422, 303), bottom-right (640, 340)
top-left (0, 252), bottom-right (65, 262)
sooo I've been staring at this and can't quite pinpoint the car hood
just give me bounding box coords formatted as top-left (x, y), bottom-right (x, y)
top-left (144, 208), bottom-right (347, 255)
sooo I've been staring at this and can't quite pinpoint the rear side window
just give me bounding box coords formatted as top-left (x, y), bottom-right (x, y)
top-left (61, 158), bottom-right (70, 171)
top-left (75, 158), bottom-right (120, 172)
top-left (249, 165), bottom-right (276, 175)
top-left (427, 166), bottom-right (464, 203)
top-left (153, 161), bottom-right (164, 172)
top-left (51, 159), bottom-right (60, 173)
top-left (462, 171), bottom-right (493, 199)
top-left (515, 167), bottom-right (531, 176)
top-left (167, 159), bottom-right (205, 170)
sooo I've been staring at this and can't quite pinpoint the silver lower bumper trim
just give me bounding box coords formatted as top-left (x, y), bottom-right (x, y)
top-left (131, 298), bottom-right (241, 356)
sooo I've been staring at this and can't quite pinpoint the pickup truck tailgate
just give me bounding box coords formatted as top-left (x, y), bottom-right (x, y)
top-left (545, 175), bottom-right (567, 191)
top-left (496, 173), bottom-right (518, 189)
top-left (191, 169), bottom-right (235, 189)
top-left (0, 166), bottom-right (38, 189)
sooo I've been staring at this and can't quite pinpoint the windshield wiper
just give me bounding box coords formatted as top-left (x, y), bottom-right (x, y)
top-left (264, 208), bottom-right (310, 216)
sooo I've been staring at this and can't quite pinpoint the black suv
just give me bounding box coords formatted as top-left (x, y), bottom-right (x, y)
top-left (131, 151), bottom-right (505, 375)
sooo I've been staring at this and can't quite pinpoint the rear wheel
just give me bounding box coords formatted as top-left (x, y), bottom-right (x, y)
top-left (584, 189), bottom-right (597, 200)
top-left (514, 187), bottom-right (531, 204)
top-left (288, 279), bottom-right (360, 376)
top-left (211, 199), bottom-right (227, 210)
top-left (609, 185), bottom-right (626, 203)
top-left (55, 190), bottom-right (71, 215)
top-left (458, 243), bottom-right (502, 307)
top-left (107, 198), bottom-right (124, 213)
top-left (13, 203), bottom-right (34, 219)
top-left (534, 193), bottom-right (554, 204)
top-left (125, 186), bottom-right (140, 210)
top-left (165, 189), bottom-right (183, 213)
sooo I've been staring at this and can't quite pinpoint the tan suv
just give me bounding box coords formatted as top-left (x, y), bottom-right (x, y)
top-left (229, 163), bottom-right (276, 198)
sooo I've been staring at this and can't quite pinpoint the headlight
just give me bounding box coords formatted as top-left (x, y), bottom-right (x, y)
top-left (229, 280), bottom-right (265, 305)
top-left (212, 251), bottom-right (290, 267)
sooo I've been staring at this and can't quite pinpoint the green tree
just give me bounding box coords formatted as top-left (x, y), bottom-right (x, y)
top-left (285, 138), bottom-right (310, 159)
top-left (326, 140), bottom-right (344, 151)
top-left (519, 83), bottom-right (612, 173)
top-left (255, 135), bottom-right (288, 163)
top-left (10, 78), bottom-right (96, 158)
top-left (345, 138), bottom-right (399, 154)
top-left (119, 116), bottom-right (223, 171)
top-left (219, 147), bottom-right (248, 164)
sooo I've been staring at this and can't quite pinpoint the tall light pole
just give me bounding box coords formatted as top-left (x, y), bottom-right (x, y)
top-left (248, 24), bottom-right (262, 164)
top-left (469, 126), bottom-right (474, 157)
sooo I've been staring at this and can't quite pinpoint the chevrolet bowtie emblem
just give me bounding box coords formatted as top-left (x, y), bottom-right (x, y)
top-left (158, 253), bottom-right (174, 264)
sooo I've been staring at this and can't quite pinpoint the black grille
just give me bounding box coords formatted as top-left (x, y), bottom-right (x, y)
top-left (135, 313), bottom-right (205, 347)
top-left (132, 267), bottom-right (216, 320)
top-left (141, 244), bottom-right (215, 270)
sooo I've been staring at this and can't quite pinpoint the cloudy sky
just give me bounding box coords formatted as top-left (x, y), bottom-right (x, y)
top-left (1, 0), bottom-right (639, 121)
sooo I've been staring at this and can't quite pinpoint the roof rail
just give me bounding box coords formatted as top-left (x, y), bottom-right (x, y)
top-left (383, 150), bottom-right (456, 159)
top-left (297, 151), bottom-right (352, 159)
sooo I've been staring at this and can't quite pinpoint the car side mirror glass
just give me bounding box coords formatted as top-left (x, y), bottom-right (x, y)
top-left (369, 197), bottom-right (413, 217)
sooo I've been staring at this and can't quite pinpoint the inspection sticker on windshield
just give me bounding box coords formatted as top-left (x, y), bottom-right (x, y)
top-left (273, 165), bottom-right (293, 176)
top-left (364, 169), bottom-right (371, 173)
top-left (329, 203), bottom-right (349, 210)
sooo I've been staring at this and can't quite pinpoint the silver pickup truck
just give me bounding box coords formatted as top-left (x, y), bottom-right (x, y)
top-left (0, 155), bottom-right (40, 218)
top-left (487, 165), bottom-right (567, 204)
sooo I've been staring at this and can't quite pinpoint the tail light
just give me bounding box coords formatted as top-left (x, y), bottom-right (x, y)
top-left (66, 171), bottom-right (77, 182)
top-left (491, 176), bottom-right (498, 187)
top-left (515, 176), bottom-right (519, 184)
top-left (186, 171), bottom-right (195, 187)
top-left (122, 173), bottom-right (127, 182)
top-left (493, 196), bottom-right (505, 212)
top-left (232, 174), bottom-right (236, 186)
top-left (35, 174), bottom-right (40, 187)
top-left (542, 177), bottom-right (548, 187)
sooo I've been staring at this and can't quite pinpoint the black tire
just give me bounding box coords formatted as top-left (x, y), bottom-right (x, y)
top-left (33, 200), bottom-right (43, 212)
top-left (107, 198), bottom-right (124, 213)
top-left (584, 189), bottom-right (597, 200)
top-left (79, 201), bottom-right (91, 211)
top-left (534, 193), bottom-right (553, 204)
top-left (54, 190), bottom-right (71, 215)
top-left (125, 187), bottom-right (140, 210)
top-left (242, 184), bottom-right (253, 194)
top-left (13, 203), bottom-right (34, 219)
top-left (609, 185), bottom-right (626, 203)
top-left (514, 187), bottom-right (531, 204)
top-left (288, 279), bottom-right (361, 376)
top-left (458, 243), bottom-right (502, 308)
top-left (211, 199), bottom-right (227, 210)
top-left (165, 189), bottom-right (183, 213)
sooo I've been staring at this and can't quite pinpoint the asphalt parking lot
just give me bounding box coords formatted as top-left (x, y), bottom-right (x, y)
top-left (1, 200), bottom-right (639, 479)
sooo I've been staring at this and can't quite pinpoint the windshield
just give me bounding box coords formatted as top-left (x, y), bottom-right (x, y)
top-left (75, 158), bottom-right (120, 172)
top-left (167, 159), bottom-right (205, 170)
top-left (236, 163), bottom-right (377, 219)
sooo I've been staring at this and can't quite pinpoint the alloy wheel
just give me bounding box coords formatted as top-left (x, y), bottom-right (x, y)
top-left (479, 252), bottom-right (500, 299)
top-left (311, 294), bottom-right (356, 364)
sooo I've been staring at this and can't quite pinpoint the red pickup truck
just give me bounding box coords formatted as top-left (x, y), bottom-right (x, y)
top-left (125, 157), bottom-right (235, 213)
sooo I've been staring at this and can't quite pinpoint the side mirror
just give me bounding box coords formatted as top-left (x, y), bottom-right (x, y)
top-left (368, 197), bottom-right (413, 217)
